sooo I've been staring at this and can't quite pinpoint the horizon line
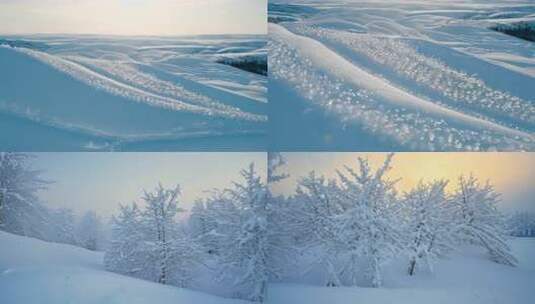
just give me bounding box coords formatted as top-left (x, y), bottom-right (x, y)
top-left (0, 31), bottom-right (268, 39)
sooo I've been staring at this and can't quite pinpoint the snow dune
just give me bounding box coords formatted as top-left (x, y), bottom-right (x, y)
top-left (0, 231), bottom-right (248, 304)
top-left (0, 35), bottom-right (267, 151)
top-left (269, 0), bottom-right (535, 151)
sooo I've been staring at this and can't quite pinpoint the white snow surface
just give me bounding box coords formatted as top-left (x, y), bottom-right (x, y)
top-left (0, 35), bottom-right (267, 151)
top-left (0, 231), bottom-right (249, 304)
top-left (269, 0), bottom-right (535, 151)
top-left (268, 238), bottom-right (535, 304)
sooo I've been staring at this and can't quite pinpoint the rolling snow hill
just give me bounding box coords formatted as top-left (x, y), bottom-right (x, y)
top-left (0, 35), bottom-right (267, 151)
top-left (0, 231), bottom-right (249, 304)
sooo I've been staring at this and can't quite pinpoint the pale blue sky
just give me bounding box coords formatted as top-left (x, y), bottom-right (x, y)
top-left (272, 153), bottom-right (535, 213)
top-left (31, 153), bottom-right (266, 218)
top-left (0, 0), bottom-right (266, 35)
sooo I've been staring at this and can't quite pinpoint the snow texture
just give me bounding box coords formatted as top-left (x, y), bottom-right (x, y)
top-left (0, 35), bottom-right (267, 151)
top-left (268, 0), bottom-right (535, 151)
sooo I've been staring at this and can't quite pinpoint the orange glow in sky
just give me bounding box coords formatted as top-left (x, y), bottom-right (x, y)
top-left (274, 153), bottom-right (535, 212)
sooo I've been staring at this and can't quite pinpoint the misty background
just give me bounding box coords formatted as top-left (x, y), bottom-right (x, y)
top-left (32, 152), bottom-right (266, 219)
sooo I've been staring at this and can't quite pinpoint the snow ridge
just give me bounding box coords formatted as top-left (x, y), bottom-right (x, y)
top-left (15, 47), bottom-right (266, 123)
top-left (66, 56), bottom-right (258, 115)
top-left (290, 25), bottom-right (535, 129)
top-left (269, 23), bottom-right (534, 151)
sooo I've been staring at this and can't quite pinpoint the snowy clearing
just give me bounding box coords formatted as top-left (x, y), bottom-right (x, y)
top-left (269, 0), bottom-right (535, 151)
top-left (0, 35), bottom-right (267, 151)
top-left (0, 231), bottom-right (249, 304)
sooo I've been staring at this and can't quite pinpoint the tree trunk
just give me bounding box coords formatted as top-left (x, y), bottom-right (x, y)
top-left (408, 257), bottom-right (417, 276)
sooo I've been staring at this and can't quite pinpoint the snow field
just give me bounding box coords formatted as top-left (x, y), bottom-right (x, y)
top-left (0, 231), bottom-right (250, 304)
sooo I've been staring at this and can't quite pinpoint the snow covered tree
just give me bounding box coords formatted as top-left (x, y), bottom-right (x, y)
top-left (265, 152), bottom-right (292, 284)
top-left (76, 210), bottom-right (103, 251)
top-left (335, 153), bottom-right (402, 287)
top-left (0, 153), bottom-right (49, 239)
top-left (268, 152), bottom-right (289, 183)
top-left (105, 183), bottom-right (203, 288)
top-left (452, 175), bottom-right (518, 267)
top-left (204, 163), bottom-right (269, 302)
top-left (402, 180), bottom-right (454, 276)
top-left (194, 192), bottom-right (238, 256)
top-left (227, 163), bottom-right (269, 302)
top-left (49, 207), bottom-right (79, 246)
top-left (140, 183), bottom-right (183, 285)
top-left (292, 171), bottom-right (345, 287)
top-left (165, 227), bottom-right (203, 288)
top-left (104, 203), bottom-right (147, 278)
top-left (189, 200), bottom-right (209, 242)
top-left (270, 154), bottom-right (405, 288)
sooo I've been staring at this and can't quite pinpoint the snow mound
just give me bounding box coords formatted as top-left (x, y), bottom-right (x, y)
top-left (0, 231), bottom-right (249, 304)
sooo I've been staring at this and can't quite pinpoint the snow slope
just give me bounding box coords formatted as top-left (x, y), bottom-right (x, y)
top-left (269, 0), bottom-right (535, 151)
top-left (268, 238), bottom-right (535, 304)
top-left (0, 35), bottom-right (267, 151)
top-left (0, 231), bottom-right (249, 304)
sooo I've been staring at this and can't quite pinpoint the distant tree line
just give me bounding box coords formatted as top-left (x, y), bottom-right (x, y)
top-left (491, 22), bottom-right (535, 42)
top-left (508, 211), bottom-right (535, 237)
top-left (0, 153), bottom-right (105, 251)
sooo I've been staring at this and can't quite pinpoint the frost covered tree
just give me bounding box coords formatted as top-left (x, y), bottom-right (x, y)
top-left (192, 193), bottom-right (237, 256)
top-left (141, 184), bottom-right (182, 285)
top-left (49, 207), bottom-right (79, 246)
top-left (0, 152), bottom-right (49, 239)
top-left (76, 210), bottom-right (103, 251)
top-left (335, 153), bottom-right (402, 287)
top-left (452, 175), bottom-right (518, 266)
top-left (104, 203), bottom-right (147, 278)
top-left (267, 152), bottom-right (289, 183)
top-left (270, 155), bottom-right (403, 288)
top-left (292, 171), bottom-right (345, 287)
top-left (226, 163), bottom-right (269, 302)
top-left (203, 163), bottom-right (269, 302)
top-left (105, 183), bottom-right (203, 288)
top-left (265, 152), bottom-right (292, 284)
top-left (189, 200), bottom-right (210, 244)
top-left (403, 180), bottom-right (454, 276)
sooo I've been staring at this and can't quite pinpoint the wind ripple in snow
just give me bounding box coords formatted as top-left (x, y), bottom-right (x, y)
top-left (64, 56), bottom-right (259, 117)
top-left (289, 25), bottom-right (535, 130)
top-left (269, 23), bottom-right (534, 151)
top-left (16, 47), bottom-right (265, 123)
